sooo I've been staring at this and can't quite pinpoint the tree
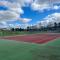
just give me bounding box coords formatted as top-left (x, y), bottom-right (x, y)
top-left (58, 22), bottom-right (60, 28)
top-left (27, 26), bottom-right (30, 31)
top-left (11, 28), bottom-right (14, 31)
top-left (54, 22), bottom-right (57, 30)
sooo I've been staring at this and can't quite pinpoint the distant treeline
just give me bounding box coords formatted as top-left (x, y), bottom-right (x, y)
top-left (10, 22), bottom-right (60, 32)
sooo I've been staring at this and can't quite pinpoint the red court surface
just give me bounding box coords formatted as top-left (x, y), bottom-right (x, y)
top-left (0, 33), bottom-right (60, 44)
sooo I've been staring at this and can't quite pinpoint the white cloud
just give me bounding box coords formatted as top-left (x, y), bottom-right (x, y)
top-left (34, 0), bottom-right (60, 4)
top-left (25, 0), bottom-right (33, 4)
top-left (0, 1), bottom-right (23, 21)
top-left (0, 11), bottom-right (19, 21)
top-left (44, 13), bottom-right (60, 23)
top-left (9, 23), bottom-right (21, 28)
top-left (53, 5), bottom-right (60, 10)
top-left (31, 3), bottom-right (50, 11)
top-left (19, 18), bottom-right (32, 23)
top-left (1, 21), bottom-right (7, 25)
top-left (50, 0), bottom-right (60, 4)
top-left (0, 21), bottom-right (9, 28)
top-left (0, 0), bottom-right (60, 25)
top-left (9, 23), bottom-right (30, 29)
top-left (37, 13), bottom-right (60, 27)
top-left (31, 0), bottom-right (60, 11)
top-left (0, 0), bottom-right (32, 23)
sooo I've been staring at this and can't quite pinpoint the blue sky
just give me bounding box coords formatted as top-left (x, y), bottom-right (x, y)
top-left (21, 6), bottom-right (59, 24)
top-left (9, 6), bottom-right (60, 24)
top-left (7, 6), bottom-right (60, 24)
top-left (0, 0), bottom-right (60, 28)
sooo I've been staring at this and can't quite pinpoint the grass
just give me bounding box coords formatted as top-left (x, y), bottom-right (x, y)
top-left (0, 31), bottom-right (27, 36)
top-left (0, 38), bottom-right (60, 60)
top-left (0, 30), bottom-right (52, 36)
top-left (0, 31), bottom-right (41, 36)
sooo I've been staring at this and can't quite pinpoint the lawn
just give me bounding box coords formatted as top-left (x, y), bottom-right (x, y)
top-left (0, 31), bottom-right (28, 36)
top-left (0, 38), bottom-right (60, 60)
top-left (0, 30), bottom-right (51, 36)
top-left (0, 31), bottom-right (41, 36)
